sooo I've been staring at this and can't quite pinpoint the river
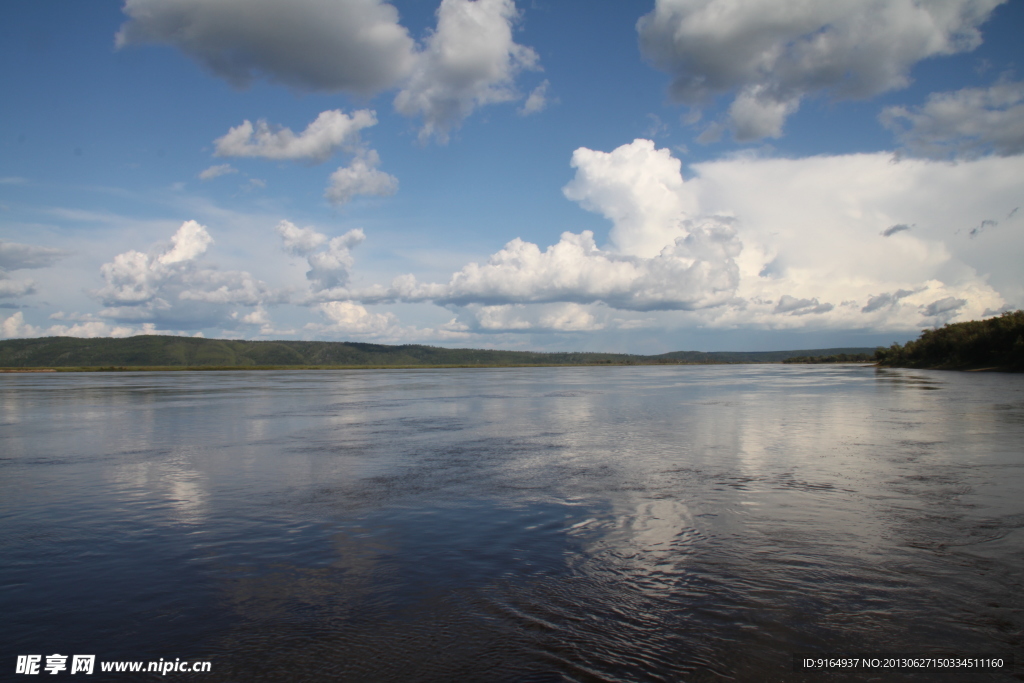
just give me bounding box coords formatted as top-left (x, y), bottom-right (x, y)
top-left (2, 365), bottom-right (1021, 681)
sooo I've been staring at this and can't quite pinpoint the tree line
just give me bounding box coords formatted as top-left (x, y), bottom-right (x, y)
top-left (875, 310), bottom-right (1024, 371)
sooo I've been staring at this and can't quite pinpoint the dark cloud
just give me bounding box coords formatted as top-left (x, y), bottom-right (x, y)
top-left (881, 223), bottom-right (912, 237)
top-left (861, 289), bottom-right (914, 313)
top-left (921, 296), bottom-right (966, 317)
top-left (970, 219), bottom-right (997, 238)
top-left (881, 80), bottom-right (1024, 159)
top-left (775, 295), bottom-right (832, 315)
top-left (0, 241), bottom-right (67, 270)
top-left (638, 0), bottom-right (1006, 141)
top-left (116, 0), bottom-right (416, 94)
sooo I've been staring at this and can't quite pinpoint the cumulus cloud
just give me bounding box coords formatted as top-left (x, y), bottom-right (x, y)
top-left (451, 302), bottom-right (605, 332)
top-left (214, 109), bottom-right (378, 162)
top-left (276, 220), bottom-right (328, 256)
top-left (881, 80), bottom-right (1024, 159)
top-left (94, 220), bottom-right (275, 328)
top-left (116, 0), bottom-right (417, 94)
top-left (311, 301), bottom-right (400, 337)
top-left (394, 0), bottom-right (540, 142)
top-left (0, 310), bottom-right (198, 340)
top-left (562, 139), bottom-right (694, 257)
top-left (0, 311), bottom-right (38, 338)
top-left (340, 139), bottom-right (1020, 333)
top-left (277, 221), bottom-right (365, 291)
top-left (318, 141), bottom-right (742, 315)
top-left (233, 306), bottom-right (295, 337)
top-left (324, 151), bottom-right (399, 205)
top-left (0, 276), bottom-right (36, 299)
top-left (677, 150), bottom-right (1019, 329)
top-left (119, 0), bottom-right (542, 142)
top-left (159, 219), bottom-right (213, 265)
top-left (404, 225), bottom-right (741, 311)
top-left (210, 109), bottom-right (397, 205)
top-left (727, 85), bottom-right (800, 141)
top-left (638, 0), bottom-right (1006, 140)
top-left (198, 164), bottom-right (237, 180)
top-left (306, 233), bottom-right (366, 290)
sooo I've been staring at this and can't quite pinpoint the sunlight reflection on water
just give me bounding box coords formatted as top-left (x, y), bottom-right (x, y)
top-left (1, 365), bottom-right (1022, 681)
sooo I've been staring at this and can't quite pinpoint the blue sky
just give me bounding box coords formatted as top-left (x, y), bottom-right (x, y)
top-left (1, 0), bottom-right (1022, 352)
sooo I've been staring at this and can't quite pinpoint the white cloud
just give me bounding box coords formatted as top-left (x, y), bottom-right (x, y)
top-left (158, 219), bottom-right (214, 265)
top-left (117, 0), bottom-right (417, 94)
top-left (391, 225), bottom-right (741, 311)
top-left (276, 220), bottom-right (327, 256)
top-left (95, 220), bottom-right (275, 328)
top-left (235, 306), bottom-right (295, 337)
top-left (638, 0), bottom-right (1006, 140)
top-left (41, 321), bottom-right (139, 338)
top-left (278, 223), bottom-right (366, 291)
top-left (306, 232), bottom-right (365, 290)
top-left (214, 109), bottom-right (377, 162)
top-left (562, 139), bottom-right (694, 257)
top-left (119, 0), bottom-right (542, 142)
top-left (0, 311), bottom-right (178, 340)
top-left (341, 139), bottom-right (1020, 334)
top-left (312, 301), bottom-right (400, 337)
top-left (394, 0), bottom-right (540, 142)
top-left (676, 149), bottom-right (1019, 330)
top-left (177, 270), bottom-right (274, 305)
top-left (519, 80), bottom-right (550, 116)
top-left (453, 302), bottom-right (605, 332)
top-left (240, 307), bottom-right (270, 325)
top-left (881, 80), bottom-right (1024, 158)
top-left (324, 151), bottom-right (399, 205)
top-left (0, 276), bottom-right (36, 299)
top-left (1, 312), bottom-right (39, 338)
top-left (198, 164), bottom-right (237, 180)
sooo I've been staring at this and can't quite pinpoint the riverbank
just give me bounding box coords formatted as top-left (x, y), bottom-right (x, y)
top-left (0, 335), bottom-right (879, 370)
top-left (875, 310), bottom-right (1023, 372)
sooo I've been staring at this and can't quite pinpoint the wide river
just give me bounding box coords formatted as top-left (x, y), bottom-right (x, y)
top-left (2, 365), bottom-right (1022, 681)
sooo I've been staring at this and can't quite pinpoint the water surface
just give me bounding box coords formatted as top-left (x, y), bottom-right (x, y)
top-left (2, 365), bottom-right (1022, 681)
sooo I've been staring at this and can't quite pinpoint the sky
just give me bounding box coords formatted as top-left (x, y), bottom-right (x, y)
top-left (1, 0), bottom-right (1022, 353)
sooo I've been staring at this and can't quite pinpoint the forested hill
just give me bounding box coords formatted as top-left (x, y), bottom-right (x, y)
top-left (875, 310), bottom-right (1024, 371)
top-left (0, 335), bottom-right (878, 369)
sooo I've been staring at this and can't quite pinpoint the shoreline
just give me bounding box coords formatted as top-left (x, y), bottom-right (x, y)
top-left (0, 368), bottom-right (57, 373)
top-left (3, 362), bottom-right (1016, 373)
top-left (1, 361), bottom-right (878, 373)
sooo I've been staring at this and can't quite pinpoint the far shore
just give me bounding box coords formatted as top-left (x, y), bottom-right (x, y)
top-left (2, 362), bottom-right (1019, 373)
top-left (0, 368), bottom-right (58, 373)
top-left (0, 361), bottom-right (865, 373)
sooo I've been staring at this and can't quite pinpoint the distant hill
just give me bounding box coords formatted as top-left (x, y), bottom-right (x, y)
top-left (0, 335), bottom-right (880, 370)
top-left (875, 310), bottom-right (1024, 371)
